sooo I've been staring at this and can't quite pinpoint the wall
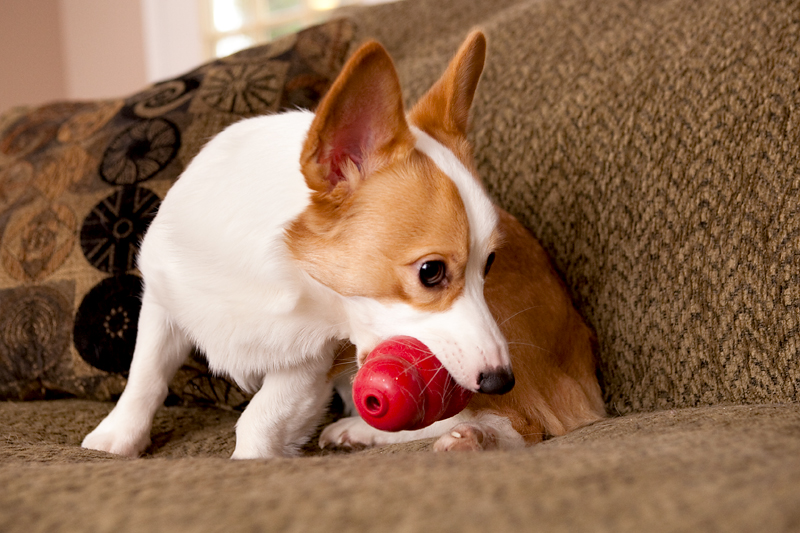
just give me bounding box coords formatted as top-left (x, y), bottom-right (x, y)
top-left (58, 0), bottom-right (148, 101)
top-left (141, 0), bottom-right (205, 84)
top-left (0, 0), bottom-right (205, 113)
top-left (0, 0), bottom-right (68, 111)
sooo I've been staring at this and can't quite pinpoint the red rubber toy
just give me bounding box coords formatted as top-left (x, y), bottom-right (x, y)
top-left (352, 336), bottom-right (474, 432)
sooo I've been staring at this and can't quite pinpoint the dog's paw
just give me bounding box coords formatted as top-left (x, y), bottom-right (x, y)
top-left (319, 416), bottom-right (388, 449)
top-left (433, 423), bottom-right (498, 452)
top-left (81, 417), bottom-right (150, 458)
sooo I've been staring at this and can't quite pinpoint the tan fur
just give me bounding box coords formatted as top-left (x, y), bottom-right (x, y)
top-left (289, 152), bottom-right (470, 311)
top-left (468, 209), bottom-right (606, 443)
top-left (287, 39), bottom-right (482, 313)
top-left (299, 41), bottom-right (416, 196)
top-left (408, 30), bottom-right (486, 163)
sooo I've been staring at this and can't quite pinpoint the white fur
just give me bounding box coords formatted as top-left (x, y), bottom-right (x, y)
top-left (136, 111), bottom-right (345, 389)
top-left (82, 108), bottom-right (510, 459)
top-left (411, 127), bottom-right (498, 254)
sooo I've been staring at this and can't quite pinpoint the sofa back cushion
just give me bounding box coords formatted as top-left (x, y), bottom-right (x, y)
top-left (349, 0), bottom-right (800, 413)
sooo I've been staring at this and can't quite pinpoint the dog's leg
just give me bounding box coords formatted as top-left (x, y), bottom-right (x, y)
top-left (319, 414), bottom-right (468, 448)
top-left (431, 412), bottom-right (526, 451)
top-left (82, 293), bottom-right (191, 457)
top-left (319, 410), bottom-right (525, 451)
top-left (231, 355), bottom-right (333, 459)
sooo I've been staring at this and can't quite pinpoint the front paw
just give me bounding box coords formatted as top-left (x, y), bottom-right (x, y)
top-left (82, 417), bottom-right (150, 458)
top-left (433, 423), bottom-right (497, 452)
top-left (319, 417), bottom-right (385, 449)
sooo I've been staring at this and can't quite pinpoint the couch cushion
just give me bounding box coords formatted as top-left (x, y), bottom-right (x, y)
top-left (347, 0), bottom-right (800, 413)
top-left (0, 19), bottom-right (354, 402)
top-left (2, 400), bottom-right (800, 532)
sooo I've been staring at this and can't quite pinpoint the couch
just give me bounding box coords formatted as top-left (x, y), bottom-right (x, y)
top-left (2, 0), bottom-right (800, 530)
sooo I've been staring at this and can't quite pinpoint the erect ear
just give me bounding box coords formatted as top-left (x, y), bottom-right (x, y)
top-left (409, 30), bottom-right (486, 138)
top-left (301, 40), bottom-right (415, 196)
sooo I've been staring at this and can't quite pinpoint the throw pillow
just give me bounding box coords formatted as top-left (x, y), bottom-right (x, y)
top-left (0, 18), bottom-right (354, 404)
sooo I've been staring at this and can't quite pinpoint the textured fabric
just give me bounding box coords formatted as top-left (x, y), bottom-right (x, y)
top-left (346, 0), bottom-right (800, 413)
top-left (2, 400), bottom-right (800, 532)
top-left (0, 19), bottom-right (354, 403)
top-left (2, 1), bottom-right (800, 529)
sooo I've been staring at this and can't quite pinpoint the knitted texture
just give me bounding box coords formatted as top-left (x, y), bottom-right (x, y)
top-left (3, 400), bottom-right (800, 532)
top-left (347, 0), bottom-right (800, 413)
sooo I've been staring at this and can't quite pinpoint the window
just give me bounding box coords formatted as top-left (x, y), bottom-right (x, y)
top-left (202, 0), bottom-right (386, 59)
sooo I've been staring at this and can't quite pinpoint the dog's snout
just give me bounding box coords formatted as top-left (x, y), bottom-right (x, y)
top-left (478, 368), bottom-right (515, 395)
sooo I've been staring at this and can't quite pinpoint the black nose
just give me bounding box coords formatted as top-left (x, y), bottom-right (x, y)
top-left (478, 368), bottom-right (515, 395)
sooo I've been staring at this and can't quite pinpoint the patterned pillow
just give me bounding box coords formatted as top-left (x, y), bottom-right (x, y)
top-left (0, 19), bottom-right (354, 405)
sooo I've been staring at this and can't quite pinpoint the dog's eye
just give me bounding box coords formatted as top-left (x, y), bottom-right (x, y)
top-left (419, 260), bottom-right (446, 287)
top-left (484, 252), bottom-right (496, 277)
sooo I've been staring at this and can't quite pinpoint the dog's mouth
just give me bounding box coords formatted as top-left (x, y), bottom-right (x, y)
top-left (354, 337), bottom-right (484, 392)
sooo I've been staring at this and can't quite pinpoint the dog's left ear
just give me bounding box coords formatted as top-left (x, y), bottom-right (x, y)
top-left (409, 31), bottom-right (486, 138)
top-left (301, 40), bottom-right (415, 196)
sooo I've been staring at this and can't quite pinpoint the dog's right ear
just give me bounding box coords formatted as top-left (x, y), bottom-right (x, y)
top-left (301, 41), bottom-right (415, 198)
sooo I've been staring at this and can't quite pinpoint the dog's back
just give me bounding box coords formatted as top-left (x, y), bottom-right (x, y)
top-left (470, 208), bottom-right (605, 444)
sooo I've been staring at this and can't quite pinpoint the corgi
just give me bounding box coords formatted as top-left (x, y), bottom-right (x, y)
top-left (82, 31), bottom-right (604, 459)
top-left (320, 208), bottom-right (606, 451)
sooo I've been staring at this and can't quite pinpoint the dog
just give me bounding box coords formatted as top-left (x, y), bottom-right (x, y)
top-left (321, 208), bottom-right (606, 451)
top-left (82, 31), bottom-right (604, 459)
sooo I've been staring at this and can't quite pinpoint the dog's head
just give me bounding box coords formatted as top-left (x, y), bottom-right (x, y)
top-left (287, 32), bottom-right (513, 394)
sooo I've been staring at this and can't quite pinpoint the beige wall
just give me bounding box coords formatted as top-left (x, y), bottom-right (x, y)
top-left (0, 0), bottom-right (204, 114)
top-left (0, 0), bottom-right (68, 111)
top-left (58, 0), bottom-right (148, 102)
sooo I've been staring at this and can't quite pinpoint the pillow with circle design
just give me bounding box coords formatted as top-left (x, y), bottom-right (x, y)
top-left (0, 18), bottom-right (355, 407)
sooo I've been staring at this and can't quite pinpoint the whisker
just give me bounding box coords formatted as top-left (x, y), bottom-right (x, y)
top-left (506, 341), bottom-right (556, 355)
top-left (333, 341), bottom-right (354, 357)
top-left (497, 305), bottom-right (544, 328)
top-left (416, 364), bottom-right (449, 399)
top-left (391, 338), bottom-right (435, 357)
top-left (329, 360), bottom-right (358, 369)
